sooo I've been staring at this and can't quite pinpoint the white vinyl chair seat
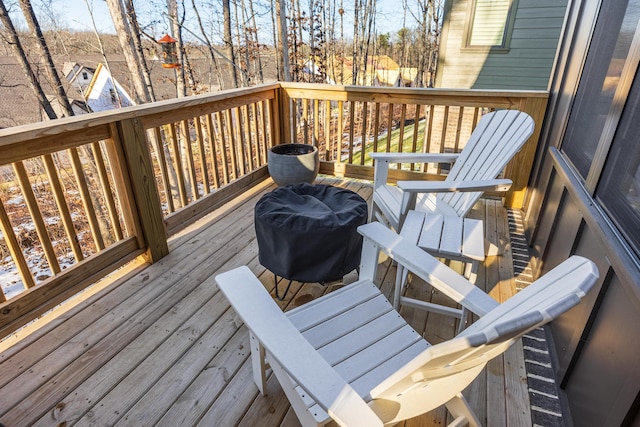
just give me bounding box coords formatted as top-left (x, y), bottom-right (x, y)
top-left (285, 279), bottom-right (430, 423)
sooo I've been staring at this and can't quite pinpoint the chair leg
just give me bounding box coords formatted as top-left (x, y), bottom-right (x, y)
top-left (458, 260), bottom-right (479, 333)
top-left (250, 331), bottom-right (268, 395)
top-left (393, 264), bottom-right (410, 310)
top-left (484, 238), bottom-right (504, 256)
top-left (444, 392), bottom-right (482, 427)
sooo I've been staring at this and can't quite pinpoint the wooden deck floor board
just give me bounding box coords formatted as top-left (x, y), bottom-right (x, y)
top-left (0, 176), bottom-right (533, 427)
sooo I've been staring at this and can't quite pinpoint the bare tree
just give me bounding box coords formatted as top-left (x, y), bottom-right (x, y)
top-left (190, 0), bottom-right (224, 90)
top-left (247, 0), bottom-right (263, 83)
top-left (222, 0), bottom-right (239, 87)
top-left (0, 0), bottom-right (56, 119)
top-left (104, 0), bottom-right (153, 102)
top-left (18, 0), bottom-right (74, 116)
top-left (167, 0), bottom-right (187, 97)
top-left (124, 0), bottom-right (156, 100)
top-left (406, 0), bottom-right (443, 87)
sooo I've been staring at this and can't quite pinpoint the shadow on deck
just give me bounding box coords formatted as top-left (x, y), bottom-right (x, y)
top-left (0, 176), bottom-right (531, 426)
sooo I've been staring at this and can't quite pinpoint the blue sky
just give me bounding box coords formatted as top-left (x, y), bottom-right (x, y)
top-left (47, 0), bottom-right (409, 43)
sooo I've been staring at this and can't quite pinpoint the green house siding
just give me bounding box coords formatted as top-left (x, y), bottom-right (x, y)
top-left (437, 0), bottom-right (568, 90)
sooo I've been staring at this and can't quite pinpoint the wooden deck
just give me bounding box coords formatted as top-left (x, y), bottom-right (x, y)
top-left (0, 176), bottom-right (531, 427)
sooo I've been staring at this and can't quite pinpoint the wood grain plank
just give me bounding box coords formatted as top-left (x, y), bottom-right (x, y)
top-left (0, 183), bottom-right (265, 399)
top-left (38, 278), bottom-right (231, 427)
top-left (153, 330), bottom-right (252, 426)
top-left (504, 342), bottom-right (533, 427)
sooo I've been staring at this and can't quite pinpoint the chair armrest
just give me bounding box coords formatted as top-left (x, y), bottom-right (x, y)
top-left (397, 178), bottom-right (512, 193)
top-left (369, 152), bottom-right (460, 164)
top-left (358, 222), bottom-right (499, 316)
top-left (216, 267), bottom-right (383, 427)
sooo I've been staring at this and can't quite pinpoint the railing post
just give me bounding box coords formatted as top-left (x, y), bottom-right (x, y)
top-left (277, 86), bottom-right (292, 145)
top-left (503, 96), bottom-right (549, 209)
top-left (116, 117), bottom-right (169, 262)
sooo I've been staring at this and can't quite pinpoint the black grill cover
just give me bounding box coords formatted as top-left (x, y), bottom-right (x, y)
top-left (255, 183), bottom-right (368, 283)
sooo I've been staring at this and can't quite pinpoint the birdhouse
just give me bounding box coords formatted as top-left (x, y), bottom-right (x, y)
top-left (158, 34), bottom-right (180, 69)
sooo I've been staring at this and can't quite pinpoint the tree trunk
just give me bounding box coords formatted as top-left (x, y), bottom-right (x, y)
top-left (104, 0), bottom-right (152, 103)
top-left (239, 0), bottom-right (252, 84)
top-left (191, 0), bottom-right (224, 90)
top-left (351, 0), bottom-right (359, 84)
top-left (124, 0), bottom-right (156, 101)
top-left (222, 0), bottom-right (239, 88)
top-left (248, 0), bottom-right (264, 83)
top-left (18, 0), bottom-right (74, 117)
top-left (275, 0), bottom-right (290, 81)
top-left (270, 0), bottom-right (281, 80)
top-left (0, 0), bottom-right (56, 119)
top-left (167, 0), bottom-right (187, 97)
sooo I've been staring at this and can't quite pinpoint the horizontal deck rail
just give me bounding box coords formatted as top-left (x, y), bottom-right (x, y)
top-left (0, 82), bottom-right (547, 337)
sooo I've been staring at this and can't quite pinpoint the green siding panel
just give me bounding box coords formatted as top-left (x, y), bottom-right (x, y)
top-left (437, 0), bottom-right (568, 90)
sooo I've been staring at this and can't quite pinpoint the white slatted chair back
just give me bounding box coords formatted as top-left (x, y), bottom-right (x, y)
top-left (370, 256), bottom-right (598, 420)
top-left (438, 110), bottom-right (535, 217)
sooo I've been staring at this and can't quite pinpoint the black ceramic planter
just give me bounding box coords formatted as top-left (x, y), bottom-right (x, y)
top-left (267, 143), bottom-right (319, 186)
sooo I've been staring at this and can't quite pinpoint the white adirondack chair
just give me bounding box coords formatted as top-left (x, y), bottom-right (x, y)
top-left (216, 222), bottom-right (598, 427)
top-left (369, 110), bottom-right (535, 232)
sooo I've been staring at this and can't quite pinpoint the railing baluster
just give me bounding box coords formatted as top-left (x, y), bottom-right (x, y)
top-left (302, 98), bottom-right (309, 146)
top-left (242, 105), bottom-right (254, 171)
top-left (348, 101), bottom-right (355, 164)
top-left (91, 141), bottom-right (123, 242)
top-left (397, 104), bottom-right (407, 169)
top-left (152, 127), bottom-right (175, 213)
top-left (68, 148), bottom-right (105, 251)
top-left (454, 106), bottom-right (464, 153)
top-left (41, 153), bottom-right (84, 261)
top-left (12, 160), bottom-right (60, 274)
top-left (168, 123), bottom-right (188, 208)
top-left (386, 103), bottom-right (394, 153)
top-left (226, 109), bottom-right (240, 179)
top-left (260, 100), bottom-right (270, 163)
top-left (337, 101), bottom-right (344, 162)
top-left (181, 119), bottom-right (199, 201)
top-left (361, 101), bottom-right (367, 166)
top-left (438, 106), bottom-right (450, 174)
top-left (194, 116), bottom-right (210, 195)
top-left (250, 103), bottom-right (261, 166)
top-left (205, 114), bottom-right (221, 189)
top-left (410, 104), bottom-right (421, 171)
top-left (0, 199), bottom-right (34, 292)
top-left (214, 111), bottom-right (230, 185)
top-left (324, 100), bottom-right (331, 160)
top-left (373, 102), bottom-right (381, 154)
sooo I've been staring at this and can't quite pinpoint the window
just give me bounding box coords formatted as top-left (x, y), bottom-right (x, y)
top-left (562, 0), bottom-right (640, 256)
top-left (561, 0), bottom-right (638, 179)
top-left (109, 88), bottom-right (117, 104)
top-left (596, 69), bottom-right (640, 256)
top-left (464, 0), bottom-right (517, 50)
top-left (82, 71), bottom-right (88, 80)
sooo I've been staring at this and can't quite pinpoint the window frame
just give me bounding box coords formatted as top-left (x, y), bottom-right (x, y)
top-left (462, 0), bottom-right (519, 52)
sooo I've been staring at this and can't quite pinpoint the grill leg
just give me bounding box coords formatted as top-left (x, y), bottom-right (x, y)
top-left (274, 273), bottom-right (294, 301)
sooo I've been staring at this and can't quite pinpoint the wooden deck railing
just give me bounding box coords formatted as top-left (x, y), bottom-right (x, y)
top-left (278, 83), bottom-right (548, 207)
top-left (0, 82), bottom-right (547, 336)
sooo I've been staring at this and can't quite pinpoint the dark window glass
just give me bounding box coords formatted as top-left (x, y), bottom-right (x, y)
top-left (562, 0), bottom-right (638, 178)
top-left (596, 69), bottom-right (640, 256)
